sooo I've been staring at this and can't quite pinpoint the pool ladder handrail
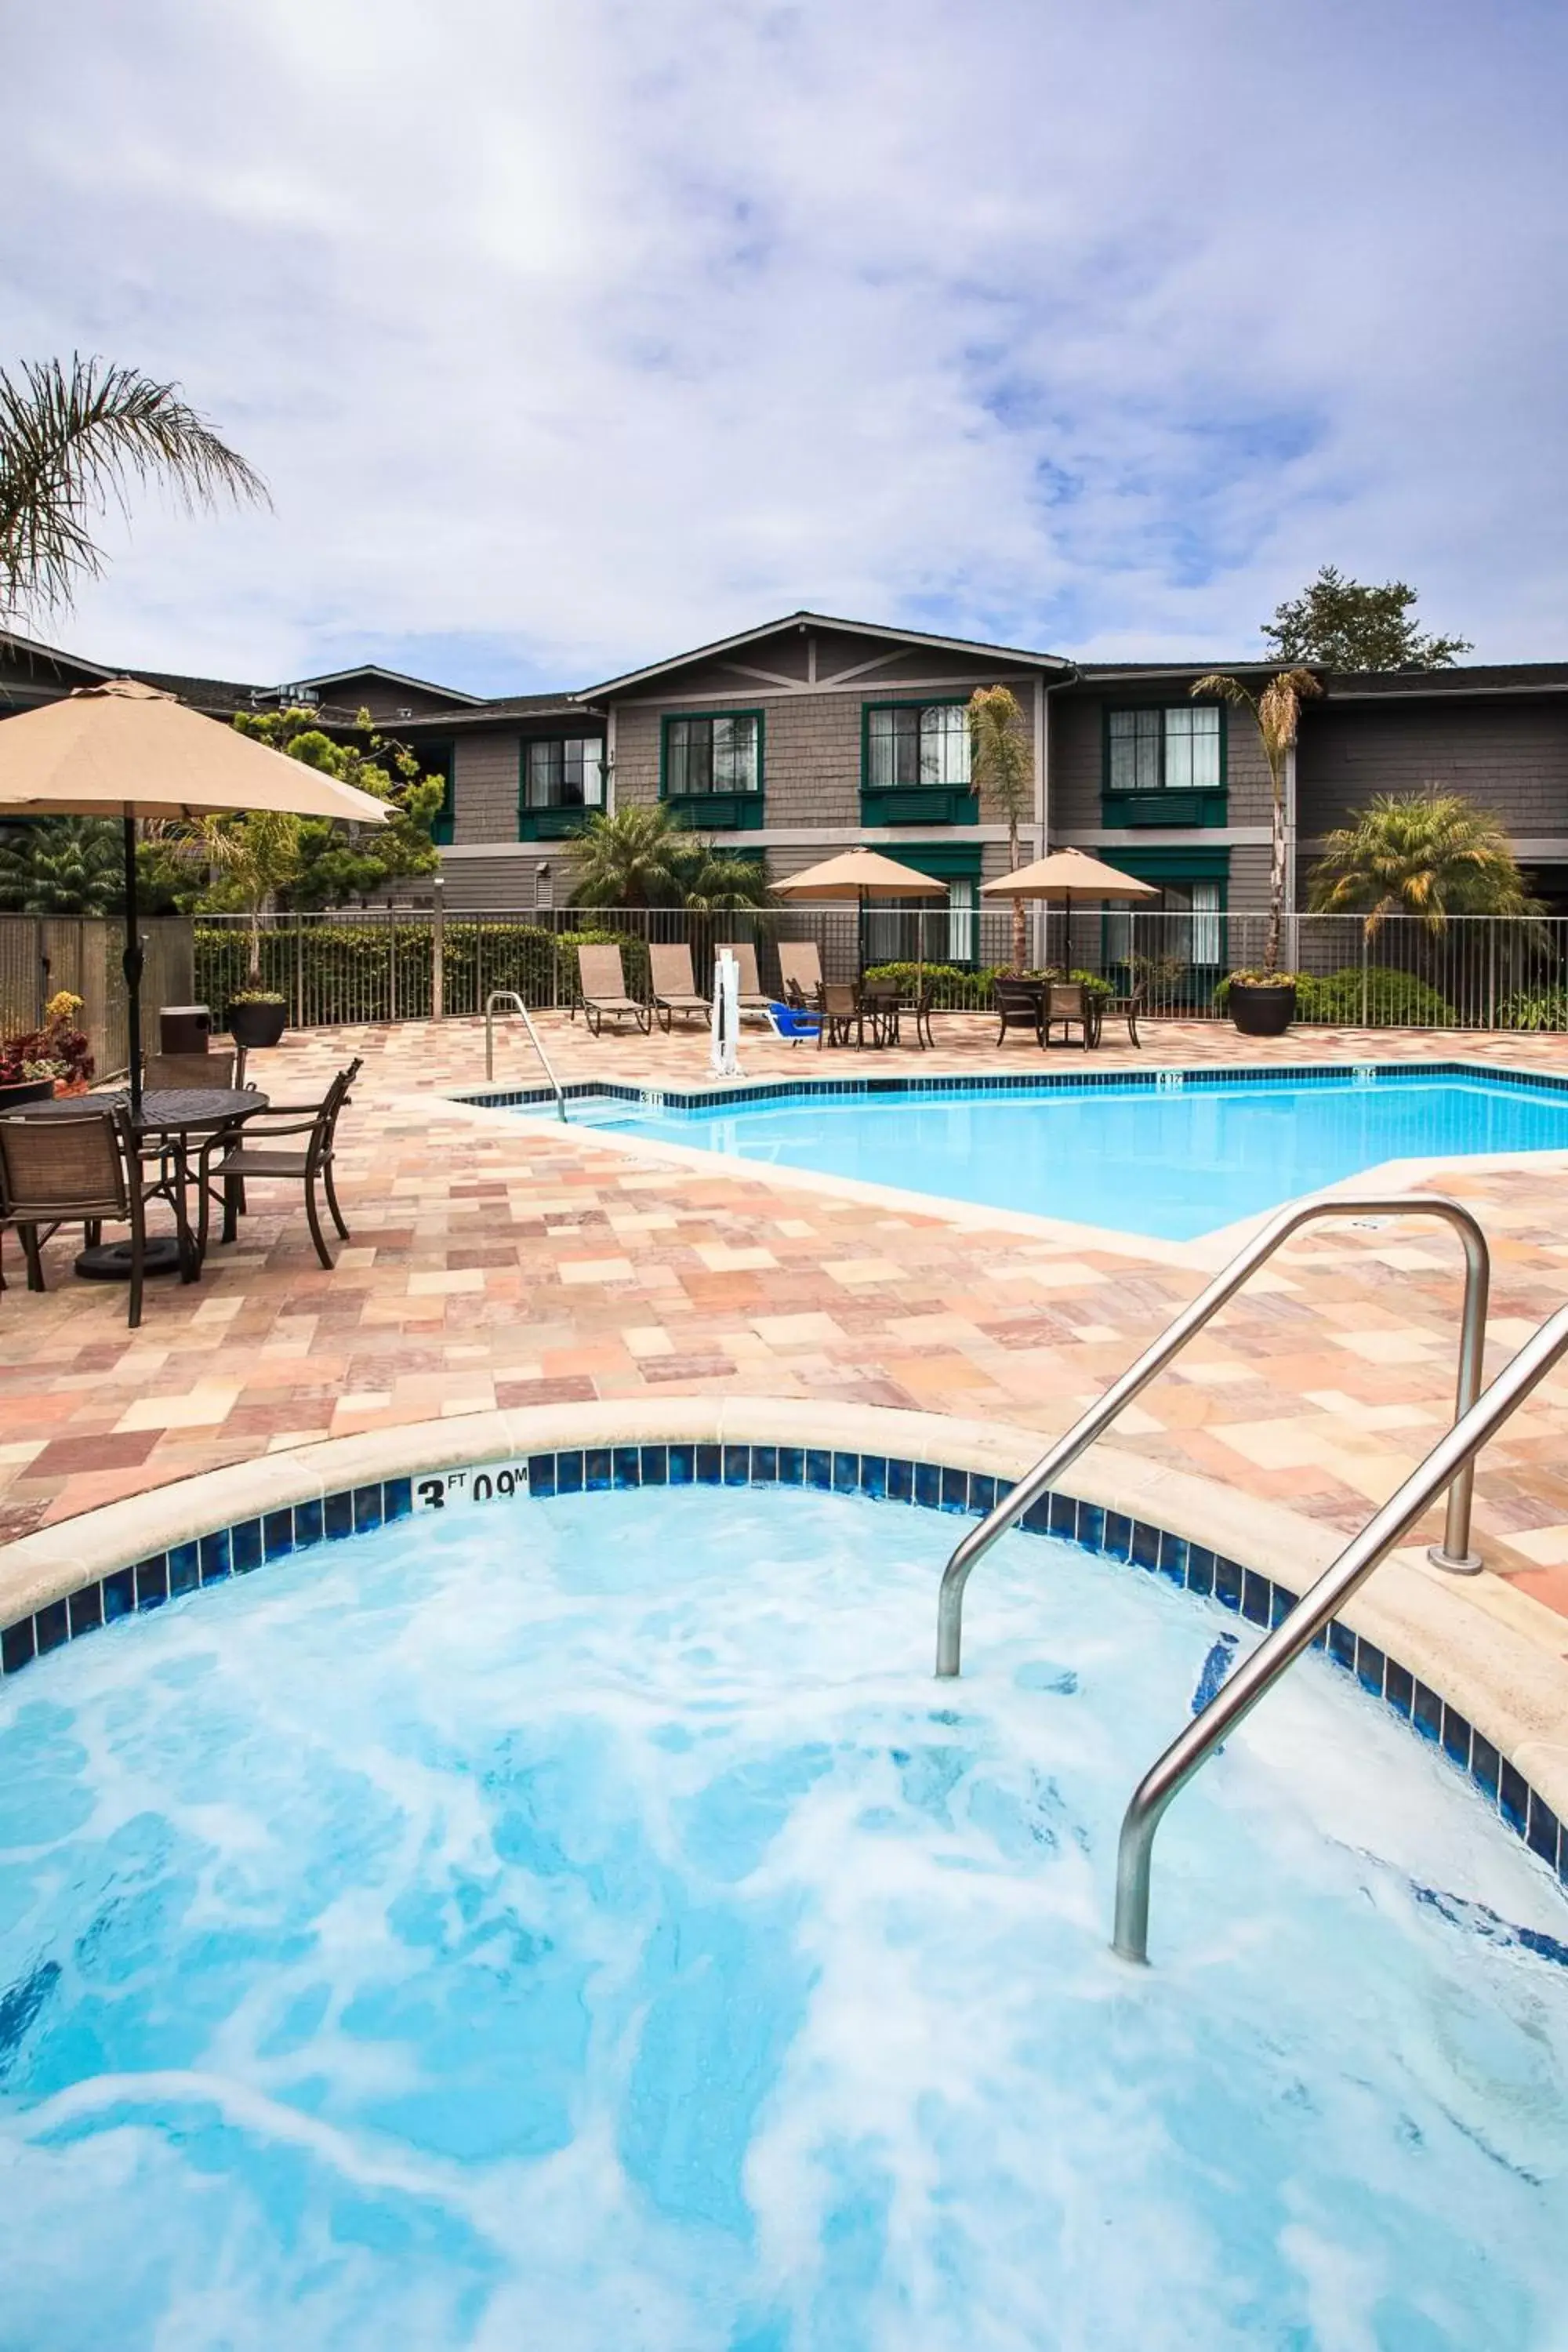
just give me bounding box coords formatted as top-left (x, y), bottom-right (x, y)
top-left (937, 1192), bottom-right (1493, 1684)
top-left (485, 990), bottom-right (567, 1120)
top-left (1115, 1301), bottom-right (1568, 1962)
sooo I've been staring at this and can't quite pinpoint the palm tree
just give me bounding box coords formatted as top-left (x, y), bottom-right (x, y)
top-left (568, 804), bottom-right (688, 908)
top-left (968, 684), bottom-right (1033, 971)
top-left (1308, 792), bottom-right (1538, 933)
top-left (0, 355), bottom-right (267, 622)
top-left (663, 830), bottom-right (775, 915)
top-left (1191, 666), bottom-right (1321, 975)
top-left (178, 811), bottom-right (303, 984)
top-left (0, 816), bottom-right (125, 914)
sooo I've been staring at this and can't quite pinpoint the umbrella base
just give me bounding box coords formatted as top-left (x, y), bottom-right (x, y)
top-left (75, 1237), bottom-right (186, 1283)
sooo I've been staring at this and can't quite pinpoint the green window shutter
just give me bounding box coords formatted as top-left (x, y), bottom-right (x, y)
top-left (1095, 844), bottom-right (1230, 884)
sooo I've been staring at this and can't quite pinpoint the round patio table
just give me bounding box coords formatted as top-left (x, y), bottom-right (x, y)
top-left (4, 1086), bottom-right (267, 1279)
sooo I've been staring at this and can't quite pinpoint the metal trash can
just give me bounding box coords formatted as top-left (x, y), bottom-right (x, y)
top-left (158, 1005), bottom-right (212, 1056)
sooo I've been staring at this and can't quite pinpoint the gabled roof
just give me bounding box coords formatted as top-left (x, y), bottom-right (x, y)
top-left (130, 667), bottom-right (268, 715)
top-left (285, 663), bottom-right (485, 707)
top-left (0, 628), bottom-right (117, 691)
top-left (385, 691), bottom-right (597, 731)
top-left (575, 609), bottom-right (1076, 699)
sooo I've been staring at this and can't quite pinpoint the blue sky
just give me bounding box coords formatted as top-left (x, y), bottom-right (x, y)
top-left (10, 0), bottom-right (1567, 693)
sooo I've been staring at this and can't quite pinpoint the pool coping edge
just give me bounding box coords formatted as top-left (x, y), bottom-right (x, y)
top-left (2, 1396), bottom-right (1565, 1844)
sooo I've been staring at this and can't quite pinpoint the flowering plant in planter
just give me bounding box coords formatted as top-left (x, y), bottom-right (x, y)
top-left (0, 991), bottom-right (94, 1091)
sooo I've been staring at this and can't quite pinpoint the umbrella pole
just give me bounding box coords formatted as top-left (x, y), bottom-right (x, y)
top-left (122, 813), bottom-right (144, 1116)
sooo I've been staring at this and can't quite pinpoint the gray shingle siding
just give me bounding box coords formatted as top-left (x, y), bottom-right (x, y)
top-left (1297, 698), bottom-right (1568, 846)
top-left (614, 693), bottom-right (865, 831)
top-left (452, 729), bottom-right (521, 844)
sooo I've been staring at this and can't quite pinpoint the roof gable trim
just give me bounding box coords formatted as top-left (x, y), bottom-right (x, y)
top-left (575, 610), bottom-right (1074, 699)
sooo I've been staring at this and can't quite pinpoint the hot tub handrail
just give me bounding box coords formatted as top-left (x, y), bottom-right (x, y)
top-left (485, 989), bottom-right (566, 1120)
top-left (1115, 1301), bottom-right (1568, 1962)
top-left (935, 1192), bottom-right (1491, 1681)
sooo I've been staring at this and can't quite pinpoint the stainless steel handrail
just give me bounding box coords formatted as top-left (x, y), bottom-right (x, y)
top-left (1115, 1301), bottom-right (1568, 1962)
top-left (935, 1193), bottom-right (1491, 1681)
top-left (485, 989), bottom-right (567, 1120)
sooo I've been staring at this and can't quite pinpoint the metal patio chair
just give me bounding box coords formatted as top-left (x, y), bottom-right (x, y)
top-left (198, 1058), bottom-right (362, 1269)
top-left (993, 977), bottom-right (1047, 1047)
top-left (0, 1103), bottom-right (182, 1327)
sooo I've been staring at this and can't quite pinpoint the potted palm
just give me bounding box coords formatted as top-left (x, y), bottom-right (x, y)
top-left (180, 810), bottom-right (301, 1050)
top-left (1191, 666), bottom-right (1321, 1034)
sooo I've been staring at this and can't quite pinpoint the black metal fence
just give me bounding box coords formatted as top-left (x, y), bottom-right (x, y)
top-left (189, 907), bottom-right (1568, 1033)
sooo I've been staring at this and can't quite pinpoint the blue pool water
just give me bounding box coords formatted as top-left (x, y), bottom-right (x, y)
top-left (563, 1071), bottom-right (1568, 1237)
top-left (2, 1487), bottom-right (1565, 2348)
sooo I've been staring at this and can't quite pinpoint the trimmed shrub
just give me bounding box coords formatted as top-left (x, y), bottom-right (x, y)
top-left (862, 961), bottom-right (1112, 1011)
top-left (1292, 965), bottom-right (1457, 1028)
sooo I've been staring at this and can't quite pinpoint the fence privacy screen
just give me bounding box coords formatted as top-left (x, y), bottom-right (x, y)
top-left (183, 906), bottom-right (1568, 1034)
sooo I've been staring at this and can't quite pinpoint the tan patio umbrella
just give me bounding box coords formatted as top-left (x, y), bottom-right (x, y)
top-left (772, 848), bottom-right (948, 982)
top-left (0, 678), bottom-right (388, 1109)
top-left (982, 846), bottom-right (1158, 972)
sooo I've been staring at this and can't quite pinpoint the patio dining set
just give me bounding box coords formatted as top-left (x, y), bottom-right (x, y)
top-left (0, 1040), bottom-right (362, 1327)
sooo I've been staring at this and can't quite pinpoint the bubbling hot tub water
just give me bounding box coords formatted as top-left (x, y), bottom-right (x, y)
top-left (0, 1484), bottom-right (1564, 2350)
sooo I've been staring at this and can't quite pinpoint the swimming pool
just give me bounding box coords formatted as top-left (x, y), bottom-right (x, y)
top-left (2, 1478), bottom-right (1564, 2349)
top-left (551, 1067), bottom-right (1568, 1239)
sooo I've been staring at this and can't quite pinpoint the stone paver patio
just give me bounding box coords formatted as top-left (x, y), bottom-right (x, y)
top-left (5, 1011), bottom-right (1568, 1629)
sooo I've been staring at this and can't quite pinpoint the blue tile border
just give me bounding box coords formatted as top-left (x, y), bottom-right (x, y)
top-left (1, 1440), bottom-right (1562, 1896)
top-left (457, 1057), bottom-right (1568, 1123)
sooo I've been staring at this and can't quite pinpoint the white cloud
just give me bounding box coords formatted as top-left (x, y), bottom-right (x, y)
top-left (9, 0), bottom-right (1566, 688)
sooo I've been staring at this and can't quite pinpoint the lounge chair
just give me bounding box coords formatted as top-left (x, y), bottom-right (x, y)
top-left (1044, 981), bottom-right (1092, 1048)
top-left (648, 943), bottom-right (710, 1032)
top-left (994, 977), bottom-right (1045, 1047)
top-left (777, 942), bottom-right (822, 1004)
top-left (576, 944), bottom-right (651, 1036)
top-left (764, 1000), bottom-right (820, 1044)
top-left (715, 941), bottom-right (772, 1021)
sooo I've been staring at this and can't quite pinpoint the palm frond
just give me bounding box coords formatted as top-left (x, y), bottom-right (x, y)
top-left (0, 354), bottom-right (268, 620)
top-left (1307, 789), bottom-right (1540, 935)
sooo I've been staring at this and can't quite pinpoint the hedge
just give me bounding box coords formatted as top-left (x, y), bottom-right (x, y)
top-left (193, 923), bottom-right (652, 1021)
top-left (1290, 966), bottom-right (1457, 1027)
top-left (862, 960), bottom-right (1114, 1011)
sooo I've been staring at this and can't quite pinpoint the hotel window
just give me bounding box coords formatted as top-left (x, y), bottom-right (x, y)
top-left (523, 736), bottom-right (605, 811)
top-left (1107, 705), bottom-right (1221, 793)
top-left (664, 713), bottom-right (761, 796)
top-left (866, 702), bottom-right (971, 789)
top-left (947, 876), bottom-right (978, 962)
top-left (1106, 879), bottom-right (1223, 966)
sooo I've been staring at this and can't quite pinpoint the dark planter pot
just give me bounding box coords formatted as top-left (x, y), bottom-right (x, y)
top-left (1229, 982), bottom-right (1297, 1037)
top-left (0, 1078), bottom-right (56, 1111)
top-left (227, 1000), bottom-right (289, 1050)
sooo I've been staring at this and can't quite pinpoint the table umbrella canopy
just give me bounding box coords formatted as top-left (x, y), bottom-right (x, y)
top-left (771, 849), bottom-right (948, 899)
top-left (772, 850), bottom-right (949, 988)
top-left (0, 678), bottom-right (390, 822)
top-left (0, 679), bottom-right (389, 1112)
top-left (980, 848), bottom-right (1159, 902)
